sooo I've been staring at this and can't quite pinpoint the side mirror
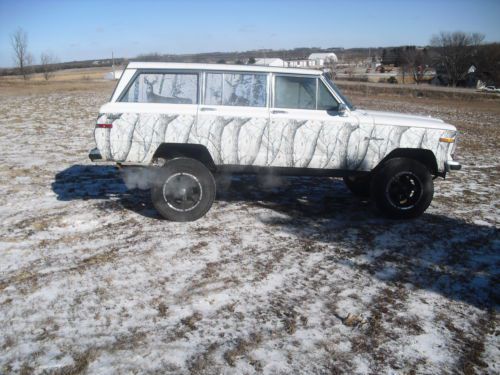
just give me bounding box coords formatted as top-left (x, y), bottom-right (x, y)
top-left (338, 103), bottom-right (348, 117)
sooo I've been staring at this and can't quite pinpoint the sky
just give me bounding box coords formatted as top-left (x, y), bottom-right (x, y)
top-left (1, 0), bottom-right (499, 67)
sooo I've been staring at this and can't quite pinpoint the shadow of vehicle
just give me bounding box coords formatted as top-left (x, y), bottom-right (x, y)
top-left (52, 165), bottom-right (499, 310)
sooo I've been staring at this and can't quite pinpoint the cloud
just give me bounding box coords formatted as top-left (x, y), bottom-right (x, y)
top-left (95, 27), bottom-right (105, 33)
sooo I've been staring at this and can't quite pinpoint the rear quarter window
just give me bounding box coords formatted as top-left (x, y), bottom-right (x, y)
top-left (121, 72), bottom-right (198, 104)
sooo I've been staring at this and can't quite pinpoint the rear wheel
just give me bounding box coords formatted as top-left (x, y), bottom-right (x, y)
top-left (370, 158), bottom-right (433, 219)
top-left (343, 174), bottom-right (371, 197)
top-left (151, 158), bottom-right (216, 221)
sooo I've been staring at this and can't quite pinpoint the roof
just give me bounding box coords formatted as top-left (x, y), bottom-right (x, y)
top-left (254, 58), bottom-right (284, 64)
top-left (308, 52), bottom-right (338, 60)
top-left (126, 62), bottom-right (321, 76)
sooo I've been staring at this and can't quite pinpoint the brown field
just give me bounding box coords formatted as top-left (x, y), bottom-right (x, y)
top-left (0, 67), bottom-right (115, 95)
top-left (0, 74), bottom-right (498, 374)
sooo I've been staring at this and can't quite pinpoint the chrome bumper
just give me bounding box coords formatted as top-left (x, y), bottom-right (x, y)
top-left (88, 147), bottom-right (103, 162)
top-left (445, 160), bottom-right (462, 171)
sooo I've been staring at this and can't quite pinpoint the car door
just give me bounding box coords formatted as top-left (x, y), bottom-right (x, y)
top-left (194, 71), bottom-right (270, 166)
top-left (99, 70), bottom-right (200, 163)
top-left (268, 74), bottom-right (362, 170)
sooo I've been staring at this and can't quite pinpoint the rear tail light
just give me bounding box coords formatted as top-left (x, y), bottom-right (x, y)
top-left (96, 123), bottom-right (113, 129)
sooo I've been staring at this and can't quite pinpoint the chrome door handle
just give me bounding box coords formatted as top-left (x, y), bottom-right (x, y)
top-left (200, 107), bottom-right (216, 112)
top-left (271, 110), bottom-right (287, 114)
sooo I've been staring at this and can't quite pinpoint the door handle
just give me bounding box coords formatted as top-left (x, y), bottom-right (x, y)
top-left (271, 110), bottom-right (287, 114)
top-left (200, 107), bottom-right (216, 112)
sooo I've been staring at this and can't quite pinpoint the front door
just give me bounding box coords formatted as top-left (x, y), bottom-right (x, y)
top-left (268, 75), bottom-right (362, 170)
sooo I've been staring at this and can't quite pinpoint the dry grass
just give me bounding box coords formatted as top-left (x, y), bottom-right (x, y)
top-left (0, 67), bottom-right (115, 95)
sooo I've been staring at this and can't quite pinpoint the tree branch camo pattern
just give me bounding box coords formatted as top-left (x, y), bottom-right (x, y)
top-left (94, 113), bottom-right (454, 172)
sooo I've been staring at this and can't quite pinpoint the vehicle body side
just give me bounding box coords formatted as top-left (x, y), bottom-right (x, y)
top-left (93, 62), bottom-right (458, 177)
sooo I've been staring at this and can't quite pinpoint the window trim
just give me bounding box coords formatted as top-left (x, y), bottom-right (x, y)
top-left (201, 70), bottom-right (269, 108)
top-left (318, 75), bottom-right (347, 109)
top-left (117, 69), bottom-right (201, 104)
top-left (317, 78), bottom-right (340, 111)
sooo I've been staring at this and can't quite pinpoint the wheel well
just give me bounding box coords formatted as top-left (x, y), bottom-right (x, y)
top-left (376, 148), bottom-right (438, 175)
top-left (152, 143), bottom-right (216, 171)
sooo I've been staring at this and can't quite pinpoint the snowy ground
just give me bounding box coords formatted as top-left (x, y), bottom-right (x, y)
top-left (0, 88), bottom-right (498, 374)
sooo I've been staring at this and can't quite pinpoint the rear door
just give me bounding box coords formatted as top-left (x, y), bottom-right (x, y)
top-left (195, 71), bottom-right (270, 166)
top-left (268, 74), bottom-right (360, 170)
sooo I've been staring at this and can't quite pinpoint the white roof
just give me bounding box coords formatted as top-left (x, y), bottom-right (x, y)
top-left (254, 57), bottom-right (284, 64)
top-left (308, 52), bottom-right (338, 60)
top-left (126, 62), bottom-right (321, 76)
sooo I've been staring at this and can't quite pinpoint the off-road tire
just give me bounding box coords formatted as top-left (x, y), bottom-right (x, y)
top-left (370, 157), bottom-right (433, 219)
top-left (343, 174), bottom-right (371, 197)
top-left (151, 158), bottom-right (216, 221)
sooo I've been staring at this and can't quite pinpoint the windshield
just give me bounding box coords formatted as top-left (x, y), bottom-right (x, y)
top-left (323, 75), bottom-right (355, 110)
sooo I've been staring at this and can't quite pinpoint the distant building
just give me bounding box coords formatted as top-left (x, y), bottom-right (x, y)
top-left (285, 59), bottom-right (312, 68)
top-left (253, 58), bottom-right (285, 67)
top-left (307, 52), bottom-right (338, 67)
top-left (284, 52), bottom-right (339, 69)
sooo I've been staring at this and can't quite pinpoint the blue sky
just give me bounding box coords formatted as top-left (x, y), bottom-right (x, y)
top-left (1, 0), bottom-right (499, 67)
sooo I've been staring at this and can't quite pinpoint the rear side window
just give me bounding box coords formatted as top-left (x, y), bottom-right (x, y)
top-left (121, 72), bottom-right (198, 104)
top-left (274, 75), bottom-right (316, 110)
top-left (204, 72), bottom-right (267, 107)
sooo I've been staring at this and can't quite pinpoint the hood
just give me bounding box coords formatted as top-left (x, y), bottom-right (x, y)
top-left (354, 109), bottom-right (457, 131)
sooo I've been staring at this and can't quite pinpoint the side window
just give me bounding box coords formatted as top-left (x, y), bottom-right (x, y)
top-left (121, 72), bottom-right (198, 104)
top-left (317, 80), bottom-right (339, 111)
top-left (274, 75), bottom-right (316, 110)
top-left (204, 72), bottom-right (267, 107)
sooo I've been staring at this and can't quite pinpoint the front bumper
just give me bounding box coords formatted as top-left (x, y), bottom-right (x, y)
top-left (89, 147), bottom-right (103, 162)
top-left (445, 160), bottom-right (462, 171)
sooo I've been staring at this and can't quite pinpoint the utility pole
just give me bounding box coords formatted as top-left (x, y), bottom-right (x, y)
top-left (112, 51), bottom-right (115, 79)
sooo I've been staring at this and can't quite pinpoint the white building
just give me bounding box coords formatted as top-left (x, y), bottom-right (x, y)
top-left (284, 52), bottom-right (339, 69)
top-left (253, 58), bottom-right (285, 67)
top-left (285, 59), bottom-right (311, 68)
top-left (308, 52), bottom-right (338, 67)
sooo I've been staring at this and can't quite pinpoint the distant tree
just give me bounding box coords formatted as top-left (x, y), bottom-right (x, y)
top-left (401, 46), bottom-right (430, 84)
top-left (10, 27), bottom-right (31, 80)
top-left (40, 52), bottom-right (59, 80)
top-left (324, 57), bottom-right (337, 80)
top-left (235, 59), bottom-right (244, 65)
top-left (217, 59), bottom-right (226, 64)
top-left (430, 31), bottom-right (484, 86)
top-left (247, 56), bottom-right (256, 64)
top-left (475, 43), bottom-right (500, 86)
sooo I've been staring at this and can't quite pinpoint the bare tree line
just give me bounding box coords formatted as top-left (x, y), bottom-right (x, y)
top-left (10, 27), bottom-right (59, 81)
top-left (8, 27), bottom-right (498, 87)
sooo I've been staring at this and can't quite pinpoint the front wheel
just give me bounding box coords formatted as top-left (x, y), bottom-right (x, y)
top-left (151, 158), bottom-right (216, 221)
top-left (370, 158), bottom-right (433, 219)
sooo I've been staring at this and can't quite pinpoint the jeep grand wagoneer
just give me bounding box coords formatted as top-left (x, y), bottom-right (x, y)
top-left (89, 62), bottom-right (461, 221)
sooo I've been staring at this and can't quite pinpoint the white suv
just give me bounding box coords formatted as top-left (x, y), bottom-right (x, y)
top-left (89, 62), bottom-right (461, 221)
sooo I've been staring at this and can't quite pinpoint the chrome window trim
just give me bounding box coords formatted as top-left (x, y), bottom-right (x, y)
top-left (317, 78), bottom-right (341, 111)
top-left (320, 75), bottom-right (354, 111)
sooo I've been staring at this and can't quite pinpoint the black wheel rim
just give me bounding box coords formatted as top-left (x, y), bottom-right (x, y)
top-left (385, 172), bottom-right (423, 210)
top-left (163, 172), bottom-right (203, 212)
